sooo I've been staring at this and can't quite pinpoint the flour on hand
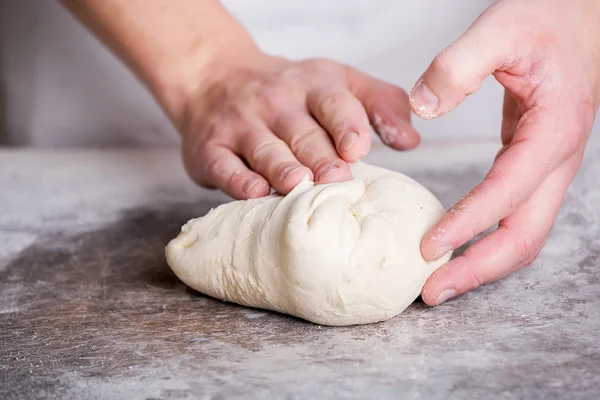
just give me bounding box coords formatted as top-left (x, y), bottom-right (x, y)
top-left (166, 163), bottom-right (451, 326)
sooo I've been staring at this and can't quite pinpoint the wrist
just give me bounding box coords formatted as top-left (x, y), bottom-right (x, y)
top-left (151, 27), bottom-right (259, 131)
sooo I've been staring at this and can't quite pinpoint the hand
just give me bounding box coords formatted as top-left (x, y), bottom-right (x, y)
top-left (62, 0), bottom-right (418, 200)
top-left (410, 0), bottom-right (600, 305)
top-left (180, 50), bottom-right (420, 199)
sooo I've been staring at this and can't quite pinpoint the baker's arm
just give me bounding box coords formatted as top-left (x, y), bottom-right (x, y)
top-left (61, 0), bottom-right (254, 130)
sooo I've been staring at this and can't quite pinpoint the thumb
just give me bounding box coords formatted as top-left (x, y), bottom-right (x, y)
top-left (410, 10), bottom-right (517, 119)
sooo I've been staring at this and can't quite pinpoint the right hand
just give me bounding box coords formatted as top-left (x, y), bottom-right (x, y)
top-left (410, 0), bottom-right (600, 306)
top-left (179, 49), bottom-right (420, 199)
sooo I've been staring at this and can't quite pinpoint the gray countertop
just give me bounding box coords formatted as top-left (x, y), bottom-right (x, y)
top-left (1, 140), bottom-right (599, 399)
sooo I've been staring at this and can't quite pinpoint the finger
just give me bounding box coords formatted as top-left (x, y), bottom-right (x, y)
top-left (347, 67), bottom-right (420, 150)
top-left (495, 90), bottom-right (522, 161)
top-left (236, 123), bottom-right (313, 195)
top-left (272, 112), bottom-right (352, 184)
top-left (421, 153), bottom-right (581, 306)
top-left (305, 86), bottom-right (372, 162)
top-left (421, 108), bottom-right (577, 261)
top-left (501, 89), bottom-right (522, 144)
top-left (187, 144), bottom-right (270, 200)
top-left (409, 9), bottom-right (518, 119)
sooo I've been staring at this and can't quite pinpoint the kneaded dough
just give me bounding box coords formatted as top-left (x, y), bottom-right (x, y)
top-left (166, 163), bottom-right (451, 326)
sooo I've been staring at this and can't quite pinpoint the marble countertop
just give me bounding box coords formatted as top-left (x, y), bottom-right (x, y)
top-left (1, 140), bottom-right (599, 399)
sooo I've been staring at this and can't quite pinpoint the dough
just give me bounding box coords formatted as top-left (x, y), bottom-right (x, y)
top-left (166, 163), bottom-right (451, 326)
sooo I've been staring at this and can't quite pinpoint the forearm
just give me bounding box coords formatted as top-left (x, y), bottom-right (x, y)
top-left (61, 0), bottom-right (257, 128)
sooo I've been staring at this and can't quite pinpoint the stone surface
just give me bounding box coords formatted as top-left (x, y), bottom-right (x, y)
top-left (1, 141), bottom-right (599, 399)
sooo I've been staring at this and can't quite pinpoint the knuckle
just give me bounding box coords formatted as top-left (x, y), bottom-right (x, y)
top-left (465, 267), bottom-right (485, 291)
top-left (578, 96), bottom-right (596, 127)
top-left (205, 156), bottom-right (227, 183)
top-left (458, 246), bottom-right (487, 290)
top-left (506, 188), bottom-right (522, 214)
top-left (222, 103), bottom-right (249, 123)
top-left (302, 57), bottom-right (337, 71)
top-left (185, 118), bottom-right (223, 147)
top-left (430, 52), bottom-right (467, 92)
top-left (559, 126), bottom-right (587, 160)
top-left (317, 90), bottom-right (348, 117)
top-left (447, 197), bottom-right (478, 242)
top-left (566, 154), bottom-right (584, 178)
top-left (183, 142), bottom-right (215, 189)
top-left (274, 161), bottom-right (302, 182)
top-left (278, 66), bottom-right (303, 85)
top-left (554, 119), bottom-right (584, 158)
top-left (232, 125), bottom-right (258, 149)
top-left (188, 157), bottom-right (219, 189)
top-left (515, 233), bottom-right (542, 267)
top-left (249, 138), bottom-right (286, 163)
top-left (313, 157), bottom-right (344, 175)
top-left (430, 53), bottom-right (451, 78)
top-left (289, 126), bottom-right (323, 154)
top-left (486, 174), bottom-right (522, 213)
top-left (256, 86), bottom-right (291, 113)
top-left (226, 169), bottom-right (245, 190)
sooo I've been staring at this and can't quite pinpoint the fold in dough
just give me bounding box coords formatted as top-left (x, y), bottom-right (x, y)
top-left (166, 163), bottom-right (452, 326)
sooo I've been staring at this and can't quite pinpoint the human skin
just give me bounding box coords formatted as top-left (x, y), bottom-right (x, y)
top-left (61, 0), bottom-right (419, 200)
top-left (62, 0), bottom-right (600, 307)
top-left (412, 0), bottom-right (600, 306)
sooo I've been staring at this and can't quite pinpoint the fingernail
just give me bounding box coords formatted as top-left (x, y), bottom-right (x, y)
top-left (282, 165), bottom-right (302, 180)
top-left (435, 289), bottom-right (457, 306)
top-left (434, 245), bottom-right (454, 260)
top-left (319, 165), bottom-right (339, 180)
top-left (412, 80), bottom-right (439, 114)
top-left (339, 131), bottom-right (359, 152)
top-left (243, 178), bottom-right (261, 194)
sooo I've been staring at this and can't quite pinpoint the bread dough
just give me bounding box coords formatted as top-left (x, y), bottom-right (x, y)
top-left (166, 163), bottom-right (451, 326)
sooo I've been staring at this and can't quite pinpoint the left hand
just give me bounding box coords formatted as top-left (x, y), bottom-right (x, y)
top-left (410, 0), bottom-right (600, 306)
